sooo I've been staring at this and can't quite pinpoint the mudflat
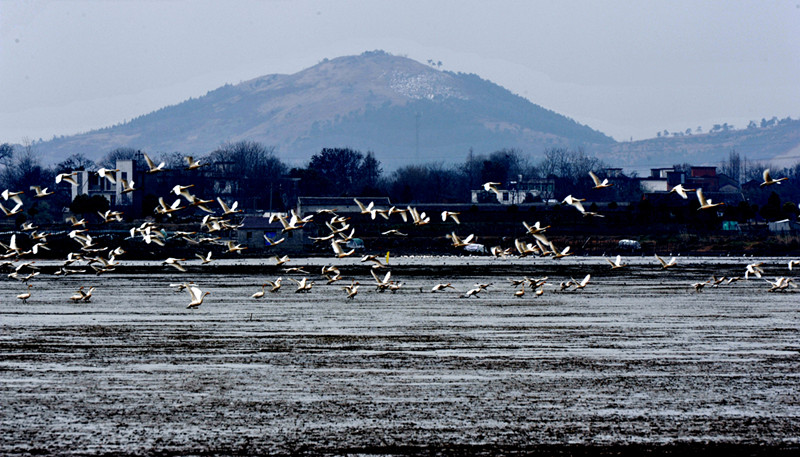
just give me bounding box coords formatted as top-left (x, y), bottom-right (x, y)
top-left (1, 256), bottom-right (798, 455)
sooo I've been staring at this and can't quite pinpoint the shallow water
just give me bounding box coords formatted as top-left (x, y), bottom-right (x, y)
top-left (1, 256), bottom-right (798, 454)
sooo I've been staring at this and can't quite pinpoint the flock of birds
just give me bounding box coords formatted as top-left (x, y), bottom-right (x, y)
top-left (2, 158), bottom-right (798, 307)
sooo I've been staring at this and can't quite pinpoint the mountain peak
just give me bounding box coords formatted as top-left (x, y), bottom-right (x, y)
top-left (33, 51), bottom-right (614, 168)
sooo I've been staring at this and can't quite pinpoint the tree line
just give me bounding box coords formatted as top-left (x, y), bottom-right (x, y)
top-left (2, 140), bottom-right (800, 224)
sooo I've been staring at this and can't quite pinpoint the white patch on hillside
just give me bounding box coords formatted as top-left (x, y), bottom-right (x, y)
top-left (390, 71), bottom-right (468, 101)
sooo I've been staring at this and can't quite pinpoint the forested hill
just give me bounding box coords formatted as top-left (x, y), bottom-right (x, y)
top-left (31, 51), bottom-right (614, 169)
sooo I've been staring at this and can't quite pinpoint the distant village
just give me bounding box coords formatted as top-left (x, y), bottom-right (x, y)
top-left (1, 141), bottom-right (799, 257)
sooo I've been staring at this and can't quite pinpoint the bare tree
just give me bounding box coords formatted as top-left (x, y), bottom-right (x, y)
top-left (207, 141), bottom-right (287, 209)
top-left (55, 153), bottom-right (97, 174)
top-left (720, 149), bottom-right (741, 184)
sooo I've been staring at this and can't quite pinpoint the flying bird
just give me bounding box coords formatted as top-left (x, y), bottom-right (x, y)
top-left (696, 188), bottom-right (724, 211)
top-left (655, 254), bottom-right (677, 269)
top-left (142, 152), bottom-right (166, 173)
top-left (589, 171), bottom-right (613, 189)
top-left (606, 255), bottom-right (627, 269)
top-left (760, 169), bottom-right (788, 187)
top-left (668, 184), bottom-right (695, 199)
top-left (186, 285), bottom-right (210, 308)
top-left (482, 182), bottom-right (502, 196)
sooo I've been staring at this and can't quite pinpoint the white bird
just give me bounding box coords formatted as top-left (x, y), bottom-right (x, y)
top-left (463, 286), bottom-right (483, 298)
top-left (692, 280), bottom-right (710, 292)
top-left (266, 277), bottom-right (282, 293)
top-left (171, 184), bottom-right (195, 196)
top-left (195, 251), bottom-right (213, 264)
top-left (142, 152), bottom-right (166, 173)
top-left (69, 286), bottom-right (95, 303)
top-left (482, 182), bottom-right (502, 196)
top-left (789, 260), bottom-right (800, 271)
top-left (562, 195), bottom-right (587, 212)
top-left (668, 184), bottom-right (695, 199)
top-left (354, 199), bottom-right (374, 215)
top-left (655, 254), bottom-right (677, 269)
top-left (289, 277), bottom-right (313, 293)
top-left (120, 178), bottom-right (137, 193)
top-left (217, 197), bottom-right (242, 216)
top-left (766, 277), bottom-right (798, 292)
top-left (186, 285), bottom-right (210, 308)
top-left (387, 206), bottom-right (409, 222)
top-left (490, 245), bottom-right (511, 257)
top-left (572, 274), bottom-right (591, 290)
top-left (185, 156), bottom-right (206, 170)
top-left (55, 172), bottom-right (79, 186)
top-left (97, 167), bottom-right (119, 184)
top-left (589, 171), bottom-right (613, 189)
top-left (98, 209), bottom-right (124, 223)
top-left (2, 189), bottom-right (24, 200)
top-left (370, 269), bottom-right (392, 292)
top-left (606, 255), bottom-right (627, 269)
top-left (252, 284), bottom-right (267, 299)
top-left (17, 284), bottom-right (33, 303)
top-left (441, 211), bottom-right (461, 224)
top-left (514, 238), bottom-right (537, 257)
top-left (271, 213), bottom-right (304, 232)
top-left (0, 201), bottom-right (23, 217)
top-left (522, 221), bottom-right (549, 235)
top-left (407, 206), bottom-right (430, 225)
top-left (551, 243), bottom-right (573, 259)
top-left (156, 197), bottom-right (184, 215)
top-left (163, 257), bottom-right (187, 272)
top-left (70, 287), bottom-right (87, 303)
top-left (225, 241), bottom-right (247, 254)
top-left (30, 186), bottom-right (54, 198)
top-left (274, 255), bottom-right (290, 265)
top-left (343, 281), bottom-right (360, 299)
top-left (264, 234), bottom-right (285, 246)
top-left (447, 232), bottom-right (475, 248)
top-left (431, 283), bottom-right (455, 292)
top-left (760, 169), bottom-right (788, 187)
top-left (696, 188), bottom-right (724, 211)
top-left (745, 262), bottom-right (764, 280)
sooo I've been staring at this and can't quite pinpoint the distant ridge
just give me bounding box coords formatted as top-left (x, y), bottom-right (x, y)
top-left (600, 118), bottom-right (800, 170)
top-left (32, 51), bottom-right (614, 168)
top-left (30, 51), bottom-right (800, 170)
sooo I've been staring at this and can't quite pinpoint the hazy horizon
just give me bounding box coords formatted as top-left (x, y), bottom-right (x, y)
top-left (1, 1), bottom-right (798, 146)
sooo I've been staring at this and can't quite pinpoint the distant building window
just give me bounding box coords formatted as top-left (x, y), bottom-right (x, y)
top-left (502, 192), bottom-right (509, 201)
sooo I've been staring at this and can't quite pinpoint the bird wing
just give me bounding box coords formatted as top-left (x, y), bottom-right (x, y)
top-left (143, 152), bottom-right (157, 169)
top-left (187, 285), bottom-right (200, 302)
top-left (696, 188), bottom-right (707, 206)
top-left (589, 171), bottom-right (601, 186)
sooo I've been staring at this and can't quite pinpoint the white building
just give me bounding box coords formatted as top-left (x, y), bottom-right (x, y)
top-left (70, 160), bottom-right (135, 206)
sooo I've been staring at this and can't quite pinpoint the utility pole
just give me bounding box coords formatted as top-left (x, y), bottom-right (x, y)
top-left (415, 112), bottom-right (421, 163)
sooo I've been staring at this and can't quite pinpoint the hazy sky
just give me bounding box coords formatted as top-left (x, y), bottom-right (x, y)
top-left (1, 0), bottom-right (798, 146)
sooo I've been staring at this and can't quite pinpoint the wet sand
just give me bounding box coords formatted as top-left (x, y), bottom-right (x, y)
top-left (1, 256), bottom-right (799, 455)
